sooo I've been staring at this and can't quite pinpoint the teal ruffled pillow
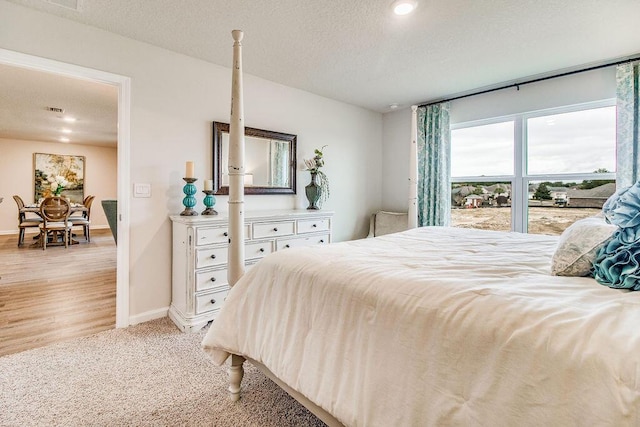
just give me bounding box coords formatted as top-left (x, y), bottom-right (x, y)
top-left (602, 181), bottom-right (640, 228)
top-left (593, 227), bottom-right (640, 290)
top-left (594, 181), bottom-right (640, 290)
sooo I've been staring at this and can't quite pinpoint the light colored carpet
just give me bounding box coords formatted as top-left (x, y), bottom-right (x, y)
top-left (0, 317), bottom-right (326, 426)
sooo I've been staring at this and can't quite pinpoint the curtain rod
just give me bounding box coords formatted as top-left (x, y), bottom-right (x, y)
top-left (418, 55), bottom-right (640, 108)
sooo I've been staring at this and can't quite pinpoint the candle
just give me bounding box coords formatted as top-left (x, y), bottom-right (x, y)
top-left (204, 179), bottom-right (213, 191)
top-left (185, 161), bottom-right (194, 178)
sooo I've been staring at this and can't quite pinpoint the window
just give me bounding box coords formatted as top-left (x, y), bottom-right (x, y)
top-left (450, 101), bottom-right (616, 235)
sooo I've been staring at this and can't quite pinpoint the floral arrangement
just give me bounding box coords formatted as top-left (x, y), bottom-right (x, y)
top-left (303, 145), bottom-right (330, 206)
top-left (48, 175), bottom-right (69, 196)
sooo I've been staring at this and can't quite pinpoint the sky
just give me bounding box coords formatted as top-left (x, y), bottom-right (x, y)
top-left (451, 106), bottom-right (616, 177)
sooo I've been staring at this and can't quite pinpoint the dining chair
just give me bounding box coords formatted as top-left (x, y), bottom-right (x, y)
top-left (13, 195), bottom-right (43, 247)
top-left (70, 195), bottom-right (95, 242)
top-left (39, 196), bottom-right (72, 250)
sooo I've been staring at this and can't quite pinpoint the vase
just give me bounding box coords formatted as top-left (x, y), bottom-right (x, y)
top-left (305, 173), bottom-right (321, 210)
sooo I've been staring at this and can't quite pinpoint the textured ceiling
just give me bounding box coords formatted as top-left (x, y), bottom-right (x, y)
top-left (0, 0), bottom-right (640, 148)
top-left (0, 63), bottom-right (117, 147)
top-left (5, 0), bottom-right (640, 113)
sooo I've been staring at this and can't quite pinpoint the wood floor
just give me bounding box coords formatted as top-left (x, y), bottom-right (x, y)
top-left (0, 228), bottom-right (116, 357)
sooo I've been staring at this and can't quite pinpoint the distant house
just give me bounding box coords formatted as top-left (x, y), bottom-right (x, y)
top-left (566, 183), bottom-right (616, 208)
top-left (464, 195), bottom-right (484, 208)
top-left (548, 187), bottom-right (568, 201)
top-left (451, 185), bottom-right (479, 207)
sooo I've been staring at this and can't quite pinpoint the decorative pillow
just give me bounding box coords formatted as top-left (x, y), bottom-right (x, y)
top-left (593, 227), bottom-right (640, 290)
top-left (551, 216), bottom-right (617, 276)
top-left (602, 181), bottom-right (640, 228)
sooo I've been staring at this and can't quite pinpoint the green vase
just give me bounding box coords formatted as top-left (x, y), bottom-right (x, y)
top-left (305, 173), bottom-right (321, 210)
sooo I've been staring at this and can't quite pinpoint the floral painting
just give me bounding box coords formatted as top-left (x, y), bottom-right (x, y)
top-left (34, 153), bottom-right (85, 203)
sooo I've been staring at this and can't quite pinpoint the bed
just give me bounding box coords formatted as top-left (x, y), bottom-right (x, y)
top-left (203, 224), bottom-right (640, 426)
top-left (202, 30), bottom-right (640, 426)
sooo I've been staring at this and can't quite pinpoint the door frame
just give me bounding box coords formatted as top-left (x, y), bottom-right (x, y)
top-left (0, 48), bottom-right (131, 328)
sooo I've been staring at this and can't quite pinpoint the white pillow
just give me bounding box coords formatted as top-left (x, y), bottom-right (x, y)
top-left (551, 216), bottom-right (617, 276)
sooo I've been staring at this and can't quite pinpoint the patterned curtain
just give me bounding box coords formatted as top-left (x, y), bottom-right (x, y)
top-left (417, 103), bottom-right (451, 226)
top-left (269, 140), bottom-right (289, 187)
top-left (616, 62), bottom-right (640, 189)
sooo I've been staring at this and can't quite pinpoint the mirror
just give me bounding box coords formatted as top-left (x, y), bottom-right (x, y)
top-left (212, 122), bottom-right (297, 195)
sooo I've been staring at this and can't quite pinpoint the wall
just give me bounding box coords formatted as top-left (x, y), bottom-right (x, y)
top-left (381, 67), bottom-right (617, 210)
top-left (0, 2), bottom-right (383, 320)
top-left (0, 138), bottom-right (117, 234)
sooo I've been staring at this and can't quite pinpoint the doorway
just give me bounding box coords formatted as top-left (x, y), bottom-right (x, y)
top-left (0, 48), bottom-right (130, 331)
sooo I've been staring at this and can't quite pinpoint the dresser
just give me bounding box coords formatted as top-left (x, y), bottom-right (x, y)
top-left (169, 209), bottom-right (334, 332)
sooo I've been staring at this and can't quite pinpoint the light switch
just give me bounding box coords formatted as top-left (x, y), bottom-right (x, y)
top-left (134, 183), bottom-right (151, 198)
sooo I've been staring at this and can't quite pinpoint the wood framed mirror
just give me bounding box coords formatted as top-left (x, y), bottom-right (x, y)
top-left (212, 122), bottom-right (297, 195)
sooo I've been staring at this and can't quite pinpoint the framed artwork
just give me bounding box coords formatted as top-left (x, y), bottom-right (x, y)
top-left (34, 153), bottom-right (85, 204)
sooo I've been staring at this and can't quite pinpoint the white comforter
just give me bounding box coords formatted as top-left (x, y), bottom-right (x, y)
top-left (202, 227), bottom-right (640, 426)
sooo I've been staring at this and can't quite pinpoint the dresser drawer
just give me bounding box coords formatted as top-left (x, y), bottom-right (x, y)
top-left (245, 240), bottom-right (274, 260)
top-left (195, 268), bottom-right (228, 292)
top-left (196, 227), bottom-right (229, 246)
top-left (297, 218), bottom-right (330, 234)
top-left (277, 233), bottom-right (330, 250)
top-left (197, 225), bottom-right (251, 245)
top-left (253, 221), bottom-right (295, 239)
top-left (196, 246), bottom-right (228, 269)
top-left (195, 287), bottom-right (228, 314)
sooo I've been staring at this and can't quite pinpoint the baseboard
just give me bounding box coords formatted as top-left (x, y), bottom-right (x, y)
top-left (128, 307), bottom-right (169, 326)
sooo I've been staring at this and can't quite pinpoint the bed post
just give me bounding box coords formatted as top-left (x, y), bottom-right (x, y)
top-left (408, 105), bottom-right (418, 229)
top-left (227, 29), bottom-right (247, 402)
top-left (228, 29), bottom-right (246, 287)
top-left (229, 354), bottom-right (245, 402)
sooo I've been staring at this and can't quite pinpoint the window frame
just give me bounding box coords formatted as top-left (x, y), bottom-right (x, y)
top-left (450, 99), bottom-right (616, 233)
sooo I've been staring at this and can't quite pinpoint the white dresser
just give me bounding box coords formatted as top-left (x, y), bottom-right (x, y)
top-left (169, 209), bottom-right (334, 332)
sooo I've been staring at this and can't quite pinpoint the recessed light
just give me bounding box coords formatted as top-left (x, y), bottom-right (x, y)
top-left (63, 116), bottom-right (77, 123)
top-left (389, 103), bottom-right (399, 110)
top-left (59, 137), bottom-right (70, 143)
top-left (61, 128), bottom-right (72, 134)
top-left (392, 0), bottom-right (417, 15)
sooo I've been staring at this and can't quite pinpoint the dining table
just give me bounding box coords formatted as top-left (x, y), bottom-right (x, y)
top-left (22, 202), bottom-right (88, 246)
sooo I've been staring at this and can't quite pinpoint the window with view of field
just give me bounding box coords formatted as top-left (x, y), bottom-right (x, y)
top-left (450, 102), bottom-right (616, 235)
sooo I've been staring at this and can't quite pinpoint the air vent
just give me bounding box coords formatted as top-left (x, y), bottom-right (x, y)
top-left (46, 107), bottom-right (65, 113)
top-left (44, 0), bottom-right (82, 12)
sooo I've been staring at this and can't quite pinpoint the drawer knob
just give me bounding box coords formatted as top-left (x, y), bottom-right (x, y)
top-left (320, 239), bottom-right (324, 243)
top-left (223, 232), bottom-right (228, 237)
top-left (259, 248), bottom-right (265, 252)
top-left (273, 227), bottom-right (278, 232)
top-left (312, 224), bottom-right (317, 227)
top-left (210, 298), bottom-right (216, 304)
top-left (285, 244), bottom-right (290, 248)
top-left (210, 277), bottom-right (216, 282)
top-left (210, 254), bottom-right (216, 259)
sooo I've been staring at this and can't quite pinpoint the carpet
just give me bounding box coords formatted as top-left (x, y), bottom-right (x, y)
top-left (0, 317), bottom-right (326, 426)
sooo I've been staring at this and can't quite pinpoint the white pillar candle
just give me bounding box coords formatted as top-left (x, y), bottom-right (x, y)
top-left (185, 161), bottom-right (195, 178)
top-left (204, 179), bottom-right (213, 191)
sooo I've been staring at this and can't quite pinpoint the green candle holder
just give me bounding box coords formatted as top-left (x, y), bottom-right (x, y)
top-left (180, 177), bottom-right (198, 216)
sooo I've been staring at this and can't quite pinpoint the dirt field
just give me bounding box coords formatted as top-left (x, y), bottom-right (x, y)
top-left (451, 206), bottom-right (602, 235)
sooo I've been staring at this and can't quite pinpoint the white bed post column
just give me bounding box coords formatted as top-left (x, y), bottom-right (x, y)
top-left (408, 105), bottom-right (418, 229)
top-left (227, 29), bottom-right (247, 403)
top-left (228, 29), bottom-right (246, 288)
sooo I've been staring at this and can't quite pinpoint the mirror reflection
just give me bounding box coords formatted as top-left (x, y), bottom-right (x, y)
top-left (212, 122), bottom-right (297, 195)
